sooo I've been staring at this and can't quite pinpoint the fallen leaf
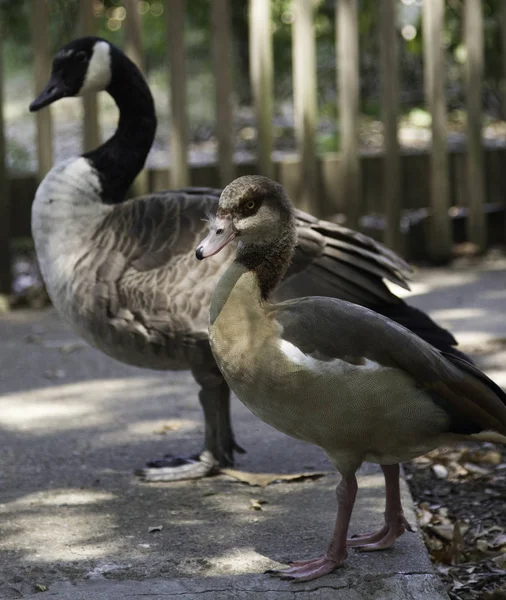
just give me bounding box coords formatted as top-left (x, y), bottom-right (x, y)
top-left (34, 584), bottom-right (48, 592)
top-left (221, 469), bottom-right (327, 487)
top-left (148, 525), bottom-right (163, 533)
top-left (417, 505), bottom-right (434, 527)
top-left (249, 498), bottom-right (268, 511)
top-left (462, 462), bottom-right (490, 476)
top-left (153, 421), bottom-right (182, 435)
top-left (450, 521), bottom-right (464, 565)
top-left (490, 534), bottom-right (506, 549)
top-left (58, 342), bottom-right (86, 355)
top-left (482, 588), bottom-right (506, 600)
top-left (492, 554), bottom-right (506, 569)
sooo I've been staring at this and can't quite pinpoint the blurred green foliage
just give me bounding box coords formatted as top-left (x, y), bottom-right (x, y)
top-left (1, 0), bottom-right (506, 117)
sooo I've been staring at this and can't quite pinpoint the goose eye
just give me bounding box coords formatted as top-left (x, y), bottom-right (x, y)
top-left (246, 200), bottom-right (255, 210)
top-left (76, 51), bottom-right (87, 63)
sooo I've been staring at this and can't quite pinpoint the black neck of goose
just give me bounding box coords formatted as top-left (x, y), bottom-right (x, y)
top-left (236, 224), bottom-right (296, 300)
top-left (83, 47), bottom-right (156, 204)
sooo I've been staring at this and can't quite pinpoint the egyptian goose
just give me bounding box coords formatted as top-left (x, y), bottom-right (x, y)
top-left (196, 175), bottom-right (506, 581)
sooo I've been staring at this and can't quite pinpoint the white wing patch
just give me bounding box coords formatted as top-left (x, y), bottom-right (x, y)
top-left (279, 339), bottom-right (381, 373)
top-left (78, 41), bottom-right (111, 95)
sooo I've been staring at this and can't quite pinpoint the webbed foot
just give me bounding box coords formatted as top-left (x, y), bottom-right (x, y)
top-left (138, 450), bottom-right (219, 482)
top-left (267, 556), bottom-right (343, 582)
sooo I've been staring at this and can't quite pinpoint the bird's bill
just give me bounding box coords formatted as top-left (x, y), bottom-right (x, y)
top-left (196, 217), bottom-right (236, 260)
top-left (29, 74), bottom-right (67, 112)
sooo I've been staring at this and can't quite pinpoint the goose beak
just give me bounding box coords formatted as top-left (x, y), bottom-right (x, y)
top-left (196, 217), bottom-right (236, 260)
top-left (30, 74), bottom-right (68, 112)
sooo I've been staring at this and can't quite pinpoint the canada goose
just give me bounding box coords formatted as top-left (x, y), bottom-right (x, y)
top-left (196, 175), bottom-right (506, 581)
top-left (30, 37), bottom-right (469, 482)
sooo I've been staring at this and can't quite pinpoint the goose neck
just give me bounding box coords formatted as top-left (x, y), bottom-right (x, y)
top-left (83, 49), bottom-right (157, 204)
top-left (236, 224), bottom-right (296, 299)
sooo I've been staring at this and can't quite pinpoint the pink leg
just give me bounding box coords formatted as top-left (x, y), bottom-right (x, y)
top-left (268, 475), bottom-right (357, 582)
top-left (347, 464), bottom-right (413, 551)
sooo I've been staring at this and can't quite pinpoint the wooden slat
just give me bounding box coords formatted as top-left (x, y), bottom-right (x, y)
top-left (211, 0), bottom-right (235, 186)
top-left (124, 0), bottom-right (144, 71)
top-left (167, 0), bottom-right (189, 188)
top-left (464, 0), bottom-right (486, 250)
top-left (249, 0), bottom-right (273, 178)
top-left (32, 0), bottom-right (53, 180)
top-left (423, 0), bottom-right (452, 262)
top-left (501, 2), bottom-right (506, 121)
top-left (124, 0), bottom-right (149, 196)
top-left (0, 18), bottom-right (12, 301)
top-left (80, 0), bottom-right (100, 153)
top-left (292, 0), bottom-right (319, 214)
top-left (337, 0), bottom-right (360, 229)
top-left (379, 0), bottom-right (401, 253)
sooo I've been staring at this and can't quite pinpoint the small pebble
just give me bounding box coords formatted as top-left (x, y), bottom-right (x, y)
top-left (431, 464), bottom-right (448, 479)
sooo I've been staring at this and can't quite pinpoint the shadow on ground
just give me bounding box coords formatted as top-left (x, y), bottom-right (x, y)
top-left (1, 258), bottom-right (505, 598)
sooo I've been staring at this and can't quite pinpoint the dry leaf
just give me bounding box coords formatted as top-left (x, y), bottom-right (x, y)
top-left (492, 554), bottom-right (506, 569)
top-left (490, 534), bottom-right (506, 549)
top-left (249, 498), bottom-right (267, 511)
top-left (417, 505), bottom-right (434, 527)
top-left (221, 469), bottom-right (327, 487)
top-left (462, 462), bottom-right (490, 476)
top-left (148, 525), bottom-right (163, 533)
top-left (450, 521), bottom-right (464, 565)
top-left (154, 421), bottom-right (182, 435)
top-left (58, 342), bottom-right (86, 355)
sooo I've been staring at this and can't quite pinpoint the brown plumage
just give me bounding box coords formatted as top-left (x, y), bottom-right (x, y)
top-left (198, 175), bottom-right (506, 581)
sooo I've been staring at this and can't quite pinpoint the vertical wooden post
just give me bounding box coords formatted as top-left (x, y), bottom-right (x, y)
top-left (292, 0), bottom-right (319, 214)
top-left (211, 0), bottom-right (235, 187)
top-left (337, 0), bottom-right (360, 229)
top-left (80, 0), bottom-right (100, 152)
top-left (464, 0), bottom-right (486, 250)
top-left (0, 18), bottom-right (12, 305)
top-left (32, 0), bottom-right (53, 180)
top-left (423, 0), bottom-right (452, 261)
top-left (249, 0), bottom-right (273, 178)
top-left (501, 2), bottom-right (506, 121)
top-left (168, 0), bottom-right (189, 188)
top-left (379, 0), bottom-right (401, 253)
top-left (124, 0), bottom-right (144, 71)
top-left (124, 0), bottom-right (149, 195)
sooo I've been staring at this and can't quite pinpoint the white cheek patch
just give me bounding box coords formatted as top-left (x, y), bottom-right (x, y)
top-left (78, 41), bottom-right (111, 95)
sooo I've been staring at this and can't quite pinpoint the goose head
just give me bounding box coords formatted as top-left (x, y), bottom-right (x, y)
top-left (30, 37), bottom-right (112, 112)
top-left (196, 175), bottom-right (295, 260)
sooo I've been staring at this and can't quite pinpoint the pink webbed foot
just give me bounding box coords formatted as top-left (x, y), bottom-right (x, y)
top-left (347, 513), bottom-right (414, 551)
top-left (267, 555), bottom-right (343, 582)
top-left (266, 474), bottom-right (357, 582)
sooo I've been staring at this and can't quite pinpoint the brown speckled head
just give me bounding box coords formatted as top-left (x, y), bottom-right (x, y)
top-left (218, 175), bottom-right (289, 216)
top-left (216, 175), bottom-right (295, 247)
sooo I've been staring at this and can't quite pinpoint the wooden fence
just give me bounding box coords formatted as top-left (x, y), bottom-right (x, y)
top-left (1, 0), bottom-right (506, 299)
